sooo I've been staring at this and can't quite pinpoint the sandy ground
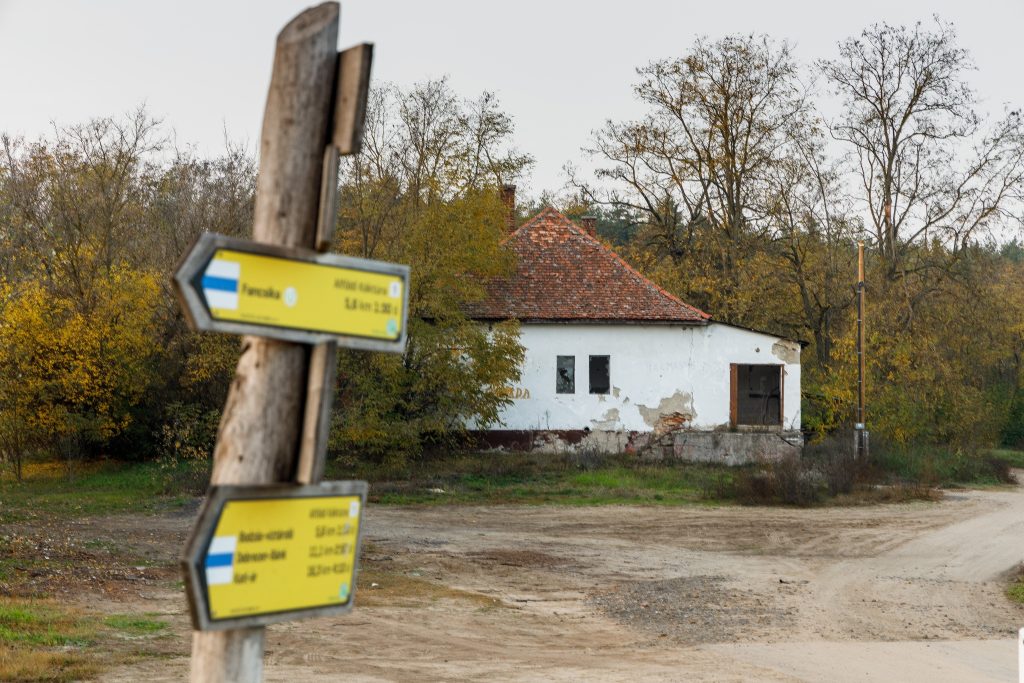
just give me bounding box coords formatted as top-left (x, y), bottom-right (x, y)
top-left (83, 479), bottom-right (1024, 682)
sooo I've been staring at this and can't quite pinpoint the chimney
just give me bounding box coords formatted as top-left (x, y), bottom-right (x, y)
top-left (500, 184), bottom-right (517, 234)
top-left (581, 214), bottom-right (597, 237)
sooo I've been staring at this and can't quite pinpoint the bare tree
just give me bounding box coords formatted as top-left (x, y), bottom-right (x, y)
top-left (821, 19), bottom-right (1024, 277)
top-left (338, 80), bottom-right (532, 259)
top-left (765, 128), bottom-right (859, 366)
top-left (575, 34), bottom-right (812, 320)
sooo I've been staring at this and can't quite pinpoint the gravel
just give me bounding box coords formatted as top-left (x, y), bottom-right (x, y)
top-left (589, 575), bottom-right (791, 644)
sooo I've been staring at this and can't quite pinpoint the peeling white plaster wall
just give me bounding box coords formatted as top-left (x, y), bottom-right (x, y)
top-left (485, 322), bottom-right (801, 433)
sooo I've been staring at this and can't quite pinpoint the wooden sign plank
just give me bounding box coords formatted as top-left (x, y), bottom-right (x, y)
top-left (333, 44), bottom-right (374, 155)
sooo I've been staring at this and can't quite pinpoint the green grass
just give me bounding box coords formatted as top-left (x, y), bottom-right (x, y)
top-left (329, 452), bottom-right (734, 506)
top-left (3, 445), bottom-right (1019, 519)
top-left (0, 601), bottom-right (167, 682)
top-left (990, 448), bottom-right (1024, 469)
top-left (102, 614), bottom-right (168, 635)
top-left (0, 601), bottom-right (96, 647)
top-left (1008, 564), bottom-right (1024, 605)
top-left (0, 461), bottom-right (190, 523)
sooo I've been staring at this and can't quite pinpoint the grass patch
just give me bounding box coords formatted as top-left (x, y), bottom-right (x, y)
top-left (0, 600), bottom-right (170, 682)
top-left (0, 599), bottom-right (99, 683)
top-left (0, 460), bottom-right (190, 524)
top-left (330, 452), bottom-right (729, 506)
top-left (0, 647), bottom-right (100, 683)
top-left (0, 601), bottom-right (96, 647)
top-left (102, 614), bottom-right (167, 635)
top-left (1007, 565), bottom-right (1024, 605)
top-left (331, 443), bottom-right (997, 509)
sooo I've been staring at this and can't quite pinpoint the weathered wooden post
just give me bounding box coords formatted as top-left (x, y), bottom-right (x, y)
top-left (173, 4), bottom-right (389, 678)
top-left (186, 4), bottom-right (344, 680)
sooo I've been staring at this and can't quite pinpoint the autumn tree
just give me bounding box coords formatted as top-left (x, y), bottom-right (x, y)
top-left (818, 20), bottom-right (1024, 445)
top-left (575, 34), bottom-right (813, 324)
top-left (0, 110), bottom-right (256, 473)
top-left (331, 80), bottom-right (531, 462)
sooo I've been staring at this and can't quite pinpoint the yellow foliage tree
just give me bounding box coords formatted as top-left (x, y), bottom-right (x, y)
top-left (0, 265), bottom-right (160, 476)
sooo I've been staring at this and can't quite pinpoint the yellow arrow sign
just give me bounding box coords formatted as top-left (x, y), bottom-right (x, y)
top-left (174, 233), bottom-right (409, 352)
top-left (181, 482), bottom-right (367, 630)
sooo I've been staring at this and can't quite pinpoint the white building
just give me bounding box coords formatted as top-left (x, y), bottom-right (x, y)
top-left (466, 204), bottom-right (803, 463)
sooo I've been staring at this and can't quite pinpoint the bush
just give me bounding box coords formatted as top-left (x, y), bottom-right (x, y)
top-left (1001, 390), bottom-right (1024, 448)
top-left (804, 432), bottom-right (858, 496)
top-left (733, 455), bottom-right (820, 506)
top-left (156, 402), bottom-right (218, 494)
top-left (870, 437), bottom-right (1016, 486)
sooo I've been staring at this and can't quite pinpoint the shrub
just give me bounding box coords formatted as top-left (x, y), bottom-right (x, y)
top-left (733, 456), bottom-right (820, 506)
top-left (156, 402), bottom-right (218, 494)
top-left (804, 431), bottom-right (858, 496)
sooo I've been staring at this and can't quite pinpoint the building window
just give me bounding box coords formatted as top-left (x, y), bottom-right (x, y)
top-left (556, 355), bottom-right (575, 394)
top-left (589, 355), bottom-right (610, 395)
top-left (730, 364), bottom-right (782, 426)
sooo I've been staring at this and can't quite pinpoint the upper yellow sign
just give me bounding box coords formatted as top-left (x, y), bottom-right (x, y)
top-left (203, 248), bottom-right (403, 341)
top-left (204, 494), bottom-right (362, 621)
top-left (173, 233), bottom-right (410, 351)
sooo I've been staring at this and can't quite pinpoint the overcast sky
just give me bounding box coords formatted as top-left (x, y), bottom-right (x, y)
top-left (2, 0), bottom-right (1023, 197)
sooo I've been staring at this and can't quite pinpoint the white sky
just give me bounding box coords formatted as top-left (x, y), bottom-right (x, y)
top-left (2, 0), bottom-right (1023, 197)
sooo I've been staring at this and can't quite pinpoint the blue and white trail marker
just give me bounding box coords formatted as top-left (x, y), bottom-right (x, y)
top-left (204, 535), bottom-right (237, 586)
top-left (201, 259), bottom-right (241, 311)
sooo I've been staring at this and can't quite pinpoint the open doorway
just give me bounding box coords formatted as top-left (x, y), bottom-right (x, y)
top-left (730, 364), bottom-right (782, 426)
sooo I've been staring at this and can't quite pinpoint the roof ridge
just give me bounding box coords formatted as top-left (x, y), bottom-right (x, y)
top-left (504, 205), bottom-right (573, 240)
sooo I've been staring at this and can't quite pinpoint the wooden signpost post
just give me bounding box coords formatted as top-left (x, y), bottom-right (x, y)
top-left (171, 4), bottom-right (396, 681)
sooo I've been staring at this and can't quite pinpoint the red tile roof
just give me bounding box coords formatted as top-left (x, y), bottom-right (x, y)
top-left (466, 207), bottom-right (710, 323)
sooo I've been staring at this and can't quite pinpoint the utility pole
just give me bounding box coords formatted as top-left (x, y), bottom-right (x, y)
top-left (189, 4), bottom-right (341, 680)
top-left (855, 241), bottom-right (867, 460)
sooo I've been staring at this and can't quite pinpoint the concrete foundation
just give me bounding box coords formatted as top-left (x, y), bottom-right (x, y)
top-left (656, 430), bottom-right (803, 465)
top-left (473, 429), bottom-right (803, 465)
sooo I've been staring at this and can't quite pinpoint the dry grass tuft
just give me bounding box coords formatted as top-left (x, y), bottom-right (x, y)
top-left (355, 569), bottom-right (502, 609)
top-left (0, 646), bottom-right (99, 683)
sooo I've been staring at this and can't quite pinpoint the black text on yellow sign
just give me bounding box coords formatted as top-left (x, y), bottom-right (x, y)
top-left (181, 482), bottom-right (368, 630)
top-left (173, 233), bottom-right (410, 352)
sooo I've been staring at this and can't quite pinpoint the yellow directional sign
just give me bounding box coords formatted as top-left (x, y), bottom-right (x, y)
top-left (181, 482), bottom-right (367, 630)
top-left (173, 233), bottom-right (409, 352)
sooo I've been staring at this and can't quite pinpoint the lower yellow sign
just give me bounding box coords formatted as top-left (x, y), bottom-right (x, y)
top-left (202, 492), bottom-right (362, 621)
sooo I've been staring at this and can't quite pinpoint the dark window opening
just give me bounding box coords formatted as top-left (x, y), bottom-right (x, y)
top-left (733, 364), bottom-right (782, 425)
top-left (556, 355), bottom-right (575, 394)
top-left (589, 355), bottom-right (610, 395)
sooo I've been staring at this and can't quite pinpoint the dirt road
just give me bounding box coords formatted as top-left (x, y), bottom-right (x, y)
top-left (96, 480), bottom-right (1024, 682)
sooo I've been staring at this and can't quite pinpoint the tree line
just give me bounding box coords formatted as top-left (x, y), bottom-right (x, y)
top-left (1, 18), bottom-right (1022, 480)
top-left (568, 19), bottom-right (1024, 450)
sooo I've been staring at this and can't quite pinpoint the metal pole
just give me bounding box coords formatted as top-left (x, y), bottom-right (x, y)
top-left (856, 241), bottom-right (866, 459)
